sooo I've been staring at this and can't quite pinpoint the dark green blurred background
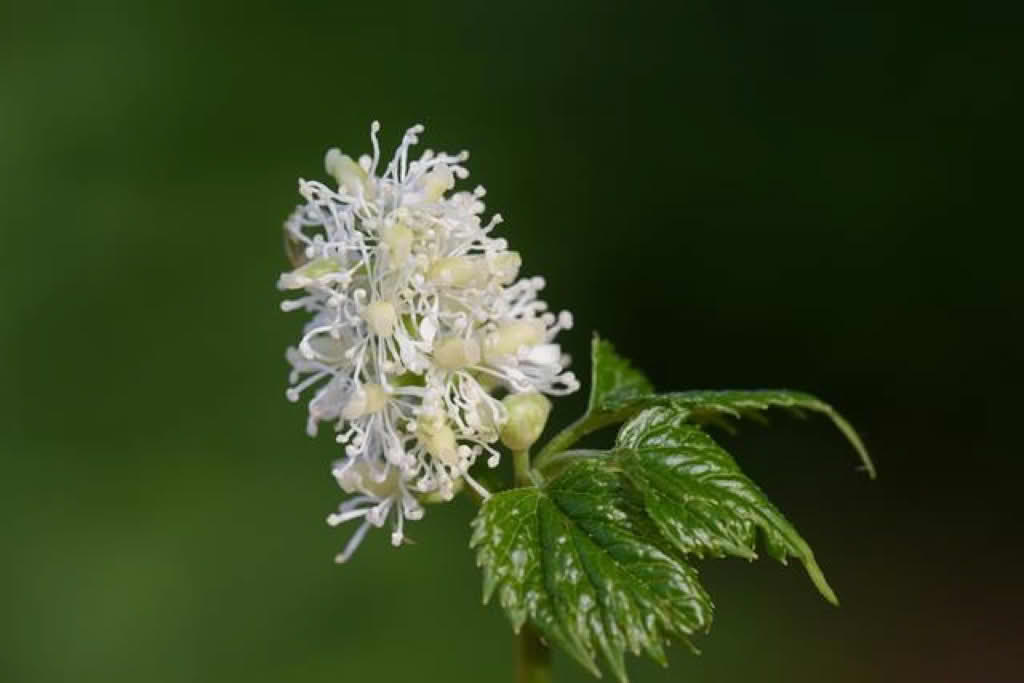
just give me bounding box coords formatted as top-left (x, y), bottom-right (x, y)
top-left (3, 2), bottom-right (1021, 682)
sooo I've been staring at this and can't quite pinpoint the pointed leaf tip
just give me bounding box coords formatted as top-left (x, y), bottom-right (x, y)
top-left (615, 406), bottom-right (843, 606)
top-left (588, 334), bottom-right (655, 413)
top-left (662, 390), bottom-right (876, 479)
top-left (821, 404), bottom-right (875, 479)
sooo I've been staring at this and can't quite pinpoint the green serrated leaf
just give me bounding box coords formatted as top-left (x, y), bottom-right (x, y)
top-left (589, 335), bottom-right (655, 413)
top-left (662, 389), bottom-right (875, 479)
top-left (615, 406), bottom-right (838, 605)
top-left (471, 460), bottom-right (713, 683)
top-left (537, 338), bottom-right (873, 478)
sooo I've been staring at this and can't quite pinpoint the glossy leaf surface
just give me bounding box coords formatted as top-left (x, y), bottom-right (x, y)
top-left (660, 389), bottom-right (874, 477)
top-left (616, 406), bottom-right (838, 603)
top-left (471, 460), bottom-right (712, 682)
top-left (538, 337), bottom-right (873, 478)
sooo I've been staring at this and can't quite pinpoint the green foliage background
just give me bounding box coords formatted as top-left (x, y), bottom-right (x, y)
top-left (2, 1), bottom-right (1019, 681)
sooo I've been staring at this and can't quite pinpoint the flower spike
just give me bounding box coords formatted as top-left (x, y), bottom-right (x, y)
top-left (280, 122), bottom-right (578, 562)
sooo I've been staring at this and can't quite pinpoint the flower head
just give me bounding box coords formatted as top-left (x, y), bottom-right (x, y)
top-left (280, 122), bottom-right (578, 562)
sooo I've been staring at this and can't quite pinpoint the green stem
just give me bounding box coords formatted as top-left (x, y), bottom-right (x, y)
top-left (518, 622), bottom-right (552, 683)
top-left (533, 411), bottom-right (623, 471)
top-left (513, 448), bottom-right (543, 487)
top-left (533, 416), bottom-right (590, 467)
top-left (513, 449), bottom-right (531, 487)
top-left (533, 449), bottom-right (610, 475)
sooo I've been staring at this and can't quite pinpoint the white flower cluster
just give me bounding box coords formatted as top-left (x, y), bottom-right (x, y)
top-left (280, 122), bottom-right (579, 563)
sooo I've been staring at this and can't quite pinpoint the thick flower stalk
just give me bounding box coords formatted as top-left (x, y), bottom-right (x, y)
top-left (279, 122), bottom-right (578, 562)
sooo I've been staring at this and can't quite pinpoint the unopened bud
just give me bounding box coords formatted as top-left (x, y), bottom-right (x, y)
top-left (279, 257), bottom-right (338, 289)
top-left (490, 251), bottom-right (522, 284)
top-left (362, 301), bottom-right (397, 337)
top-left (428, 256), bottom-right (487, 288)
top-left (500, 392), bottom-right (552, 451)
top-left (422, 163), bottom-right (454, 201)
top-left (325, 149), bottom-right (374, 198)
top-left (381, 222), bottom-right (414, 266)
top-left (342, 384), bottom-right (389, 420)
top-left (333, 460), bottom-right (401, 498)
top-left (433, 336), bottom-right (481, 370)
top-left (483, 321), bottom-right (545, 363)
top-left (417, 417), bottom-right (460, 466)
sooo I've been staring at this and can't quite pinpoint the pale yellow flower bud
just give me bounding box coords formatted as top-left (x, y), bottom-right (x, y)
top-left (500, 392), bottom-right (552, 451)
top-left (490, 251), bottom-right (522, 284)
top-left (417, 417), bottom-right (460, 466)
top-left (483, 320), bottom-right (546, 363)
top-left (433, 336), bottom-right (481, 370)
top-left (324, 149), bottom-right (374, 197)
top-left (335, 460), bottom-right (401, 498)
top-left (422, 163), bottom-right (454, 201)
top-left (428, 255), bottom-right (487, 288)
top-left (342, 384), bottom-right (390, 420)
top-left (380, 222), bottom-right (414, 267)
top-left (362, 301), bottom-right (398, 337)
top-left (279, 257), bottom-right (338, 289)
